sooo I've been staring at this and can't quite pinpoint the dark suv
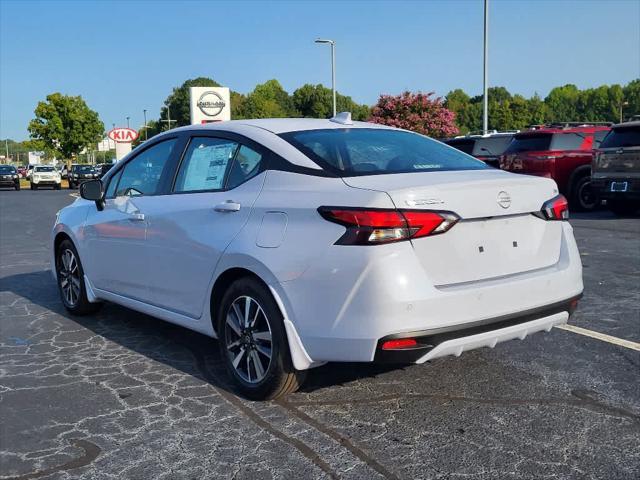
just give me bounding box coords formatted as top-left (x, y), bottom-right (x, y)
top-left (0, 165), bottom-right (20, 190)
top-left (68, 164), bottom-right (99, 189)
top-left (499, 123), bottom-right (611, 211)
top-left (591, 121), bottom-right (640, 215)
top-left (444, 132), bottom-right (516, 168)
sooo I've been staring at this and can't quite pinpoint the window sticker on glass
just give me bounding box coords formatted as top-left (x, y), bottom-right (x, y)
top-left (176, 138), bottom-right (239, 192)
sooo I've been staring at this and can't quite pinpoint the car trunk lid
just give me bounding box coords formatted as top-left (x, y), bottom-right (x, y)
top-left (342, 170), bottom-right (563, 285)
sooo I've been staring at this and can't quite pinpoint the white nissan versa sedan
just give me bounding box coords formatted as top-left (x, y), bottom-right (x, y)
top-left (51, 114), bottom-right (583, 399)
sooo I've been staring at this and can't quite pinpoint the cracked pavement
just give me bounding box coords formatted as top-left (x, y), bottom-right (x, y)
top-left (1, 190), bottom-right (639, 479)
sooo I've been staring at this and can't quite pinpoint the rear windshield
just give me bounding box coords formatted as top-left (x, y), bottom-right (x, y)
top-left (280, 128), bottom-right (488, 176)
top-left (445, 138), bottom-right (475, 155)
top-left (35, 166), bottom-right (54, 172)
top-left (505, 134), bottom-right (552, 153)
top-left (0, 166), bottom-right (16, 174)
top-left (600, 126), bottom-right (640, 148)
top-left (473, 136), bottom-right (513, 156)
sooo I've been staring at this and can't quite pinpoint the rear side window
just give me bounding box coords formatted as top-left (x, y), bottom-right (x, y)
top-left (504, 134), bottom-right (552, 153)
top-left (281, 129), bottom-right (488, 176)
top-left (600, 126), bottom-right (640, 148)
top-left (174, 137), bottom-right (239, 192)
top-left (550, 133), bottom-right (586, 150)
top-left (593, 130), bottom-right (609, 148)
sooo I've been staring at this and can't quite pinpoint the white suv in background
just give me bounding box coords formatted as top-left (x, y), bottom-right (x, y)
top-left (30, 165), bottom-right (62, 190)
top-left (51, 115), bottom-right (583, 399)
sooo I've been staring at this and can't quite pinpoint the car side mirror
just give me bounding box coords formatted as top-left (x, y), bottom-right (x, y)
top-left (79, 179), bottom-right (105, 211)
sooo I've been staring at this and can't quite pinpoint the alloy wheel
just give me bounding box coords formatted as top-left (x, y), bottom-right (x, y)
top-left (225, 295), bottom-right (273, 384)
top-left (58, 248), bottom-right (81, 307)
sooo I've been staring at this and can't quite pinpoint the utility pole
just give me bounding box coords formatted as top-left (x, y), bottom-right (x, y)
top-left (620, 101), bottom-right (629, 123)
top-left (315, 39), bottom-right (336, 117)
top-left (161, 106), bottom-right (176, 131)
top-left (483, 0), bottom-right (489, 134)
top-left (143, 109), bottom-right (148, 141)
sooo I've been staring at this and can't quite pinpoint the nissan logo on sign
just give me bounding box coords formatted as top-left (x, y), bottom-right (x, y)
top-left (197, 91), bottom-right (226, 117)
top-left (108, 128), bottom-right (139, 143)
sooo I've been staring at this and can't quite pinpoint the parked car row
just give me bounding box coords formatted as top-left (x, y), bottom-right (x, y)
top-left (444, 121), bottom-right (639, 215)
top-left (0, 162), bottom-right (116, 192)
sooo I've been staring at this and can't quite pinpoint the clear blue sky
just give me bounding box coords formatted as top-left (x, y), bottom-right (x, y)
top-left (1, 0), bottom-right (638, 140)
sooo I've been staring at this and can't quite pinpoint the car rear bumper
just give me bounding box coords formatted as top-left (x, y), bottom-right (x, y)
top-left (374, 296), bottom-right (578, 363)
top-left (591, 177), bottom-right (640, 200)
top-left (280, 222), bottom-right (583, 364)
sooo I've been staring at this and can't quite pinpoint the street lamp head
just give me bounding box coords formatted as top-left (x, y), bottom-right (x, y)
top-left (315, 38), bottom-right (334, 45)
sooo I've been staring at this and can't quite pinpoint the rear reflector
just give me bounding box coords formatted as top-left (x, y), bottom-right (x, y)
top-left (318, 207), bottom-right (460, 245)
top-left (381, 338), bottom-right (418, 350)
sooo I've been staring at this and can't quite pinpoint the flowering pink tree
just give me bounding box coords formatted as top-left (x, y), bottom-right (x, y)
top-left (369, 91), bottom-right (459, 138)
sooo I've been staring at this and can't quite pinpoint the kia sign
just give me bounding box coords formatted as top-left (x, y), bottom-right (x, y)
top-left (190, 86), bottom-right (231, 124)
top-left (108, 127), bottom-right (139, 143)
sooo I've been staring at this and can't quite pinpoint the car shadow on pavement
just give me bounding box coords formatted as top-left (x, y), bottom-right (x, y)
top-left (0, 270), bottom-right (403, 398)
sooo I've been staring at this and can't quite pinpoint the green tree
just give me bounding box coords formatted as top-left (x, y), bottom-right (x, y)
top-left (292, 84), bottom-right (370, 120)
top-left (544, 84), bottom-right (581, 122)
top-left (28, 93), bottom-right (104, 161)
top-left (623, 79), bottom-right (640, 120)
top-left (239, 79), bottom-right (297, 118)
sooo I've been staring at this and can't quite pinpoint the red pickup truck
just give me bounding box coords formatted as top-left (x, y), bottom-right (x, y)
top-left (499, 123), bottom-right (611, 211)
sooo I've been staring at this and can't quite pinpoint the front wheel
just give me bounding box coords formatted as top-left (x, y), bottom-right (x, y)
top-left (68, 181), bottom-right (74, 189)
top-left (55, 239), bottom-right (102, 315)
top-left (55, 183), bottom-right (62, 190)
top-left (15, 183), bottom-right (20, 191)
top-left (217, 277), bottom-right (304, 400)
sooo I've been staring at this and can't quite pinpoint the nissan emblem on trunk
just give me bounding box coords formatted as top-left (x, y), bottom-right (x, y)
top-left (497, 191), bottom-right (511, 209)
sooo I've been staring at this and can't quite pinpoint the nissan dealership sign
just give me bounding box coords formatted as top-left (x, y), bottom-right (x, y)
top-left (189, 86), bottom-right (231, 124)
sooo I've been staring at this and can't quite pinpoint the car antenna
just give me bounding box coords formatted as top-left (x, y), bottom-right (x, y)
top-left (330, 112), bottom-right (353, 125)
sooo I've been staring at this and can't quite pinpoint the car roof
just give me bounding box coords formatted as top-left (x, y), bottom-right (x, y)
top-left (173, 118), bottom-right (393, 135)
top-left (518, 125), bottom-right (610, 136)
top-left (612, 120), bottom-right (640, 129)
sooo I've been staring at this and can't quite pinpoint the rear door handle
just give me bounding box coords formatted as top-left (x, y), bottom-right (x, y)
top-left (128, 213), bottom-right (145, 221)
top-left (214, 201), bottom-right (241, 212)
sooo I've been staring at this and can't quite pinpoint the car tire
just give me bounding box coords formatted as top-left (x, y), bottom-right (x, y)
top-left (55, 239), bottom-right (102, 315)
top-left (570, 174), bottom-right (598, 212)
top-left (608, 199), bottom-right (640, 216)
top-left (15, 183), bottom-right (20, 191)
top-left (68, 181), bottom-right (74, 189)
top-left (55, 183), bottom-right (62, 190)
top-left (217, 276), bottom-right (305, 400)
top-left (31, 183), bottom-right (37, 190)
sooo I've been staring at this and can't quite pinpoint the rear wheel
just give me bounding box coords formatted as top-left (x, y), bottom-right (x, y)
top-left (570, 174), bottom-right (597, 211)
top-left (55, 239), bottom-right (102, 315)
top-left (217, 277), bottom-right (304, 400)
top-left (608, 199), bottom-right (640, 216)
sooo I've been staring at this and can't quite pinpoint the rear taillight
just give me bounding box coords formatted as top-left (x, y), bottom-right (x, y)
top-left (538, 194), bottom-right (569, 220)
top-left (318, 207), bottom-right (460, 245)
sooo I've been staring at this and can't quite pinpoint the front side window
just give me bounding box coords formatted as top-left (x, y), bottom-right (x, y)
top-left (281, 129), bottom-right (488, 176)
top-left (473, 136), bottom-right (514, 156)
top-left (115, 138), bottom-right (176, 197)
top-left (105, 169), bottom-right (123, 198)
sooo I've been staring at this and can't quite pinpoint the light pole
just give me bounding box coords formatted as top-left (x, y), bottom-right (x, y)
top-left (126, 116), bottom-right (130, 128)
top-left (315, 38), bottom-right (336, 117)
top-left (143, 109), bottom-right (148, 140)
top-left (483, 0), bottom-right (489, 134)
top-left (620, 101), bottom-right (629, 123)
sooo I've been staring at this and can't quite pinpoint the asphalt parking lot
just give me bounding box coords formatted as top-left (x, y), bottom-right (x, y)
top-left (1, 189), bottom-right (638, 480)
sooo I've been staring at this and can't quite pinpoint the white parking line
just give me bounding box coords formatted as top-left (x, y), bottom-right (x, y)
top-left (557, 324), bottom-right (640, 352)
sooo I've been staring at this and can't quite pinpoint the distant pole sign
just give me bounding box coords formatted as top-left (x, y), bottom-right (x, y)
top-left (189, 87), bottom-right (231, 124)
top-left (108, 127), bottom-right (139, 160)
